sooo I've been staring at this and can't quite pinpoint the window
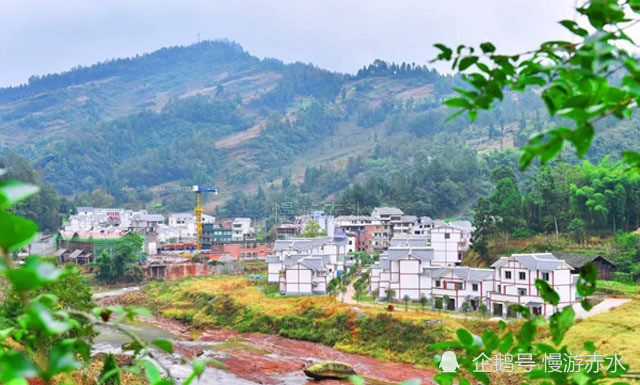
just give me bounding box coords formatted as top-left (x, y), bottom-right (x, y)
top-left (456, 283), bottom-right (463, 290)
top-left (497, 284), bottom-right (502, 292)
top-left (518, 288), bottom-right (527, 296)
top-left (542, 272), bottom-right (550, 281)
top-left (458, 252), bottom-right (463, 260)
top-left (435, 280), bottom-right (441, 287)
top-left (444, 233), bottom-right (451, 239)
top-left (472, 283), bottom-right (479, 292)
top-left (519, 272), bottom-right (526, 280)
top-left (505, 271), bottom-right (512, 279)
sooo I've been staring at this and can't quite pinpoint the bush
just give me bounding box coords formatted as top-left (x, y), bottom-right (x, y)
top-left (98, 353), bottom-right (121, 385)
top-left (611, 271), bottom-right (634, 284)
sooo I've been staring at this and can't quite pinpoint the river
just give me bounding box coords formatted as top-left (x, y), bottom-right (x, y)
top-left (92, 288), bottom-right (436, 385)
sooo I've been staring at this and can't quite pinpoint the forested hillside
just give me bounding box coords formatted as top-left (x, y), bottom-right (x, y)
top-left (2, 40), bottom-right (640, 225)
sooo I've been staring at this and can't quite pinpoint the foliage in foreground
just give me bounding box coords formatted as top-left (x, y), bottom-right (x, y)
top-left (0, 177), bottom-right (217, 385)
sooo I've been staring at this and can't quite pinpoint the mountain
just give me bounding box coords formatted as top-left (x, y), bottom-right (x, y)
top-left (2, 40), bottom-right (639, 219)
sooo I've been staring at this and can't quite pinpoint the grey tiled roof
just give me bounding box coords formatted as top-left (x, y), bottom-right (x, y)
top-left (142, 214), bottom-right (166, 222)
top-left (390, 236), bottom-right (429, 248)
top-left (451, 267), bottom-right (494, 281)
top-left (283, 254), bottom-right (306, 267)
top-left (372, 207), bottom-right (404, 216)
top-left (299, 257), bottom-right (324, 271)
top-left (422, 267), bottom-right (449, 278)
top-left (386, 247), bottom-right (434, 262)
top-left (554, 253), bottom-right (614, 269)
top-left (265, 255), bottom-right (281, 263)
top-left (492, 253), bottom-right (569, 271)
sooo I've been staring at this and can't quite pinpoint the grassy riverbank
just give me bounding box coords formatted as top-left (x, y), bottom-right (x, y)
top-left (142, 275), bottom-right (498, 367)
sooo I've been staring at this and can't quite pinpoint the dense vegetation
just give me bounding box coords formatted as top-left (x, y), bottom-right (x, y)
top-left (0, 152), bottom-right (73, 232)
top-left (5, 39), bottom-right (640, 226)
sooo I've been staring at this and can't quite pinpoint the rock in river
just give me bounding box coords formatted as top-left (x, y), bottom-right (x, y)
top-left (303, 361), bottom-right (357, 379)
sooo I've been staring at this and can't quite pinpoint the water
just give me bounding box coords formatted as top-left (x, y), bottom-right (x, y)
top-left (93, 322), bottom-right (262, 385)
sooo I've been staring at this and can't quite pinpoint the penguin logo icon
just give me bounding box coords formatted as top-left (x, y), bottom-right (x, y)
top-left (439, 351), bottom-right (459, 373)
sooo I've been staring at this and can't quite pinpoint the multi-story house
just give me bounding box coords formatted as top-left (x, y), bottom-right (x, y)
top-left (266, 236), bottom-right (348, 295)
top-left (371, 207), bottom-right (404, 226)
top-left (489, 253), bottom-right (578, 317)
top-left (430, 223), bottom-right (472, 266)
top-left (231, 218), bottom-right (252, 241)
top-left (427, 266), bottom-right (494, 310)
top-left (392, 215), bottom-right (418, 236)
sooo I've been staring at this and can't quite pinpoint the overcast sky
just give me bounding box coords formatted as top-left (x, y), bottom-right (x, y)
top-left (0, 1), bottom-right (579, 87)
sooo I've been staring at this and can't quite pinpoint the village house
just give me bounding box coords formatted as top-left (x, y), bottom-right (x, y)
top-left (553, 253), bottom-right (616, 280)
top-left (428, 266), bottom-right (495, 311)
top-left (430, 222), bottom-right (472, 266)
top-left (54, 229), bottom-right (133, 266)
top-left (489, 253), bottom-right (578, 317)
top-left (266, 236), bottom-right (348, 295)
top-left (231, 218), bottom-right (253, 241)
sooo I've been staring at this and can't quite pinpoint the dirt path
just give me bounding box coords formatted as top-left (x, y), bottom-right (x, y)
top-left (573, 298), bottom-right (630, 320)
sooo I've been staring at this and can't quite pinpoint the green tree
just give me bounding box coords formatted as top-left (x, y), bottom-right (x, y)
top-left (300, 220), bottom-right (327, 238)
top-left (402, 294), bottom-right (411, 311)
top-left (460, 300), bottom-right (471, 316)
top-left (489, 177), bottom-right (523, 238)
top-left (477, 302), bottom-right (488, 318)
top-left (98, 353), bottom-right (121, 385)
top-left (471, 197), bottom-right (493, 260)
top-left (442, 294), bottom-right (451, 311)
top-left (419, 295), bottom-right (429, 312)
top-left (385, 289), bottom-right (396, 303)
top-left (95, 233), bottom-right (145, 284)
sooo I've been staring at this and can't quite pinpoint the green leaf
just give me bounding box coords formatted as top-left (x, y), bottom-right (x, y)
top-left (456, 328), bottom-right (474, 348)
top-left (581, 299), bottom-right (593, 311)
top-left (570, 124), bottom-right (594, 158)
top-left (0, 181), bottom-right (39, 209)
top-left (0, 352), bottom-right (38, 382)
top-left (5, 256), bottom-right (63, 291)
top-left (577, 262), bottom-right (597, 297)
top-left (499, 331), bottom-right (514, 353)
top-left (480, 42), bottom-right (496, 54)
top-left (481, 330), bottom-right (499, 351)
top-left (434, 373), bottom-right (456, 385)
top-left (444, 98), bottom-right (471, 109)
top-left (470, 369), bottom-right (490, 385)
top-left (559, 19), bottom-right (588, 37)
top-left (584, 341), bottom-right (596, 352)
top-left (535, 279), bottom-right (560, 306)
top-left (138, 360), bottom-right (171, 385)
top-left (152, 339), bottom-right (173, 354)
top-left (518, 320), bottom-right (537, 346)
top-left (0, 211), bottom-right (38, 253)
top-left (27, 303), bottom-right (72, 335)
top-left (434, 44), bottom-right (453, 61)
top-left (348, 376), bottom-right (364, 385)
top-left (549, 306), bottom-right (575, 345)
top-left (458, 56), bottom-right (479, 71)
top-left (459, 378), bottom-right (471, 385)
top-left (45, 341), bottom-right (82, 379)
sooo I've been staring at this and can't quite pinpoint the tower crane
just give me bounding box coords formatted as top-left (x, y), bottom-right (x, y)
top-left (124, 185), bottom-right (219, 253)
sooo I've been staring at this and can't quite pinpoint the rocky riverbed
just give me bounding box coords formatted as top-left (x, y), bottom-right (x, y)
top-left (94, 288), bottom-right (436, 385)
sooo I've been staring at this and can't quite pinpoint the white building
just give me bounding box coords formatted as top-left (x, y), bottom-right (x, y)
top-left (266, 236), bottom-right (348, 295)
top-left (489, 253), bottom-right (578, 317)
top-left (232, 218), bottom-right (253, 241)
top-left (371, 207), bottom-right (404, 225)
top-left (370, 249), bottom-right (578, 318)
top-left (430, 223), bottom-right (472, 266)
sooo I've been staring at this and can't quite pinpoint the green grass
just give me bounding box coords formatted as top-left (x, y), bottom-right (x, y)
top-left (596, 280), bottom-right (639, 296)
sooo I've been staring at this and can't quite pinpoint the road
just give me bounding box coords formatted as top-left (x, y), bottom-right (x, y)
top-left (573, 297), bottom-right (630, 319)
top-left (342, 277), bottom-right (630, 321)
